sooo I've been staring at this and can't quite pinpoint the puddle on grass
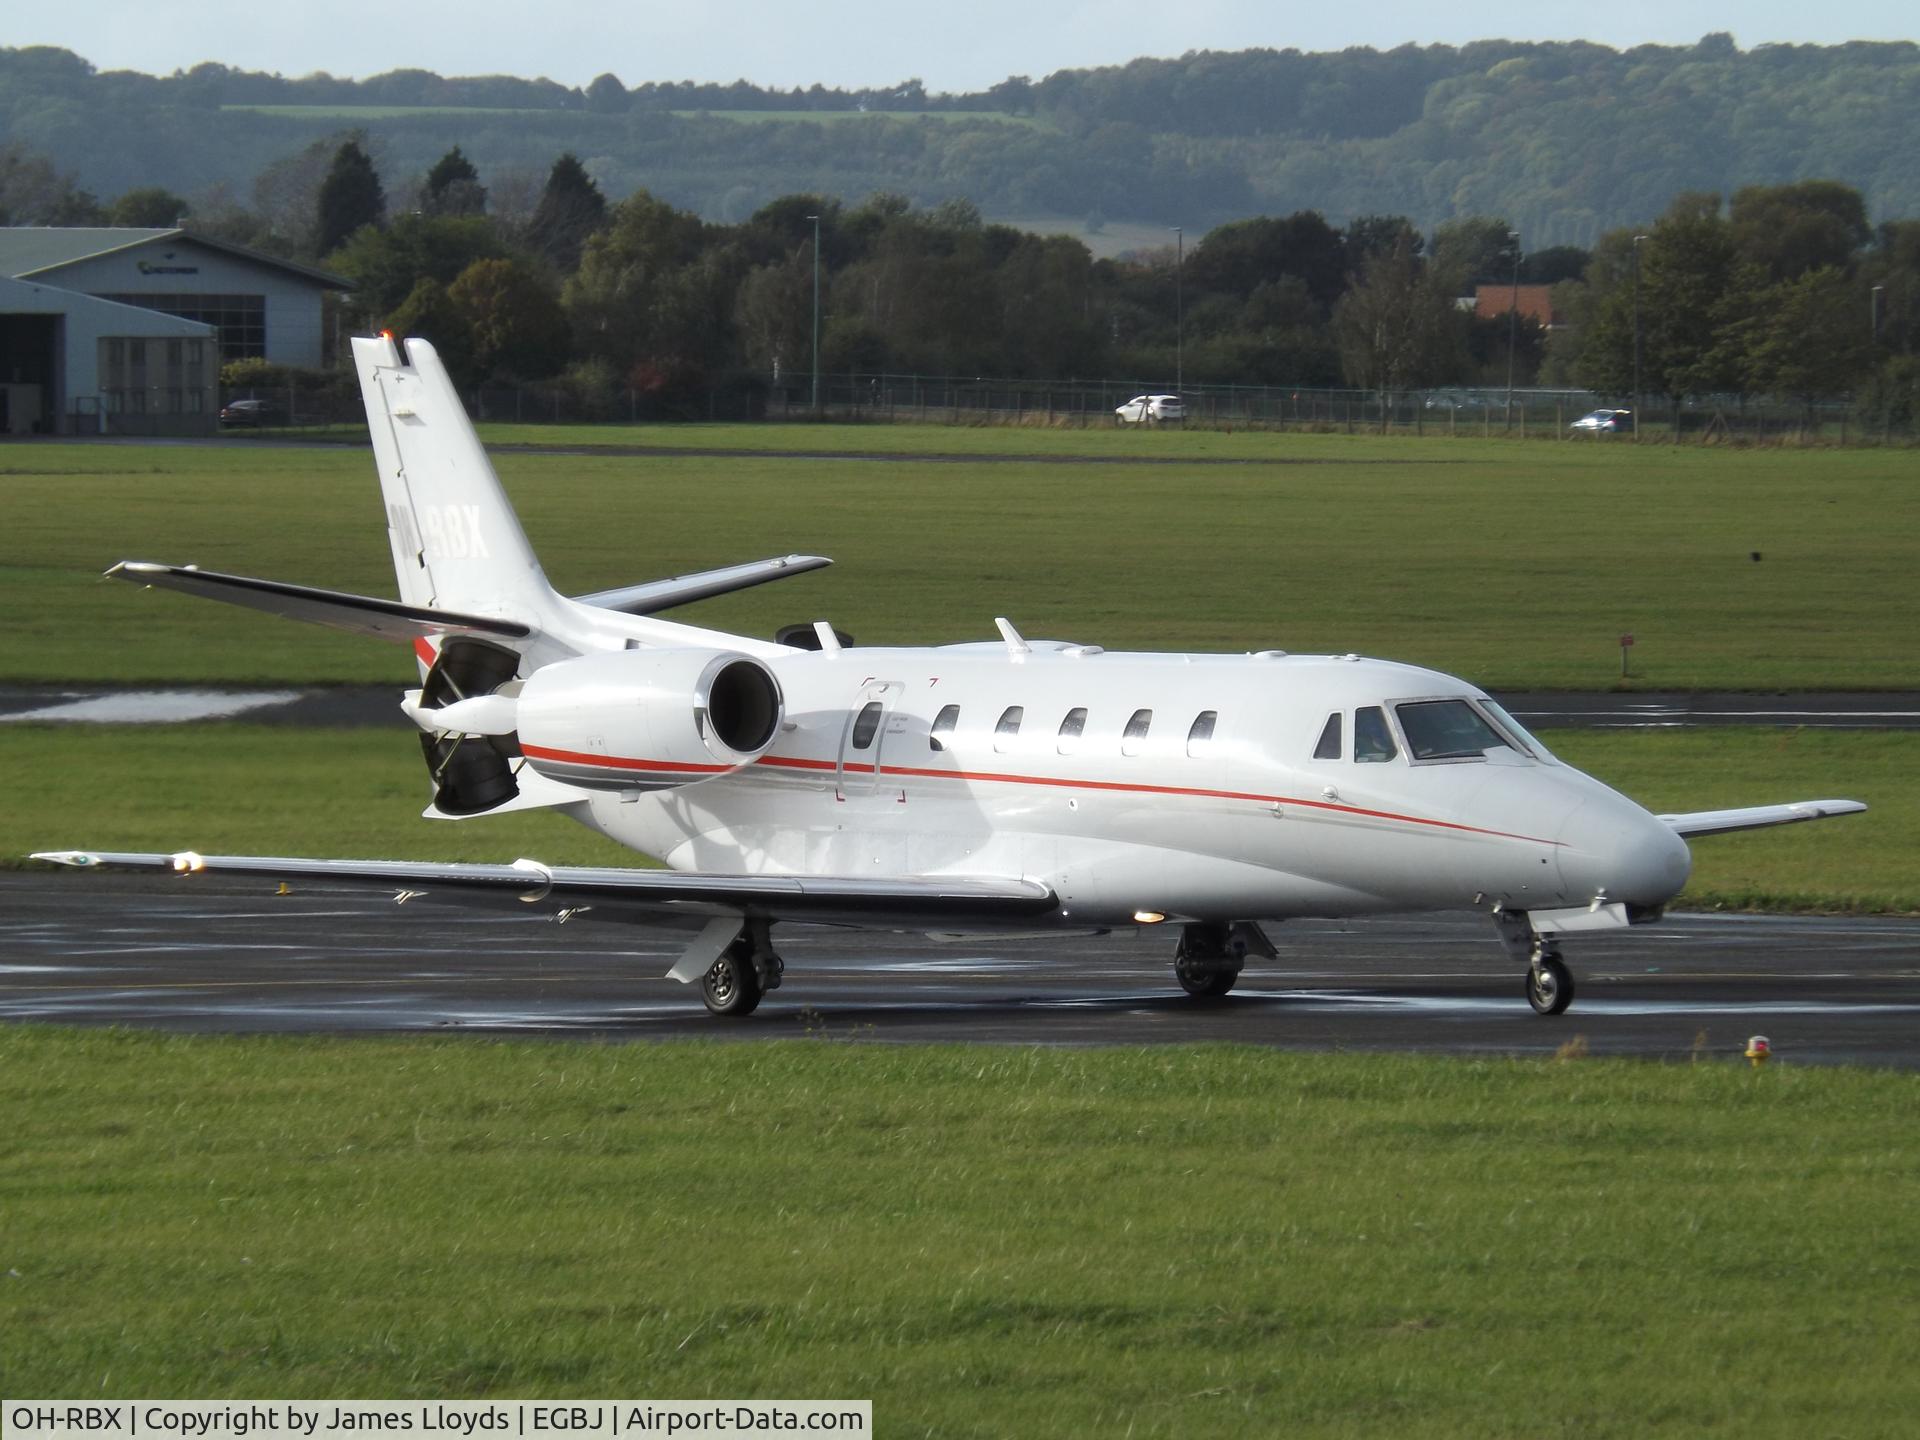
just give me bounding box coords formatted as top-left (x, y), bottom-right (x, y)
top-left (0, 690), bottom-right (303, 724)
top-left (0, 695), bottom-right (301, 725)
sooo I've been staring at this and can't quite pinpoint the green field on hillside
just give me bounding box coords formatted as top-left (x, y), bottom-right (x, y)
top-left (3, 1028), bottom-right (1915, 1435)
top-left (8, 726), bottom-right (1903, 911)
top-left (4, 432), bottom-right (1912, 689)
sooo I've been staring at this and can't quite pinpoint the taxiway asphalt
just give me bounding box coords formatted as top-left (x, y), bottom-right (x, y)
top-left (3, 872), bottom-right (1914, 1067)
top-left (5, 685), bottom-right (1918, 730)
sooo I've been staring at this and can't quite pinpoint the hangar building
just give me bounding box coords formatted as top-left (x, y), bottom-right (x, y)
top-left (0, 228), bottom-right (350, 436)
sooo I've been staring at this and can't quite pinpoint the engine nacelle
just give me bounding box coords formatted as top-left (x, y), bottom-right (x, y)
top-left (514, 647), bottom-right (784, 791)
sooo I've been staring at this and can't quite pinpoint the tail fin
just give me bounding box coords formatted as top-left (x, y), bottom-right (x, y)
top-left (354, 334), bottom-right (556, 624)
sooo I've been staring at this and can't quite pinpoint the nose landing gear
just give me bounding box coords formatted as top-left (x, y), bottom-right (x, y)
top-left (1493, 909), bottom-right (1576, 1016)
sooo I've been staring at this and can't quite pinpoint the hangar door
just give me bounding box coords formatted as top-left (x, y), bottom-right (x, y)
top-left (0, 313), bottom-right (58, 436)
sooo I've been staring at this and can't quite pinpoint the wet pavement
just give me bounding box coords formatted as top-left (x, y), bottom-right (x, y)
top-left (4, 872), bottom-right (1915, 1067)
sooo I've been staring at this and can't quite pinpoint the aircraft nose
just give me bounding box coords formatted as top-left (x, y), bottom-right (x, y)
top-left (1557, 797), bottom-right (1692, 908)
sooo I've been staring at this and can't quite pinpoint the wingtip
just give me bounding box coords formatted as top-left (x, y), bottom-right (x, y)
top-left (30, 850), bottom-right (100, 867)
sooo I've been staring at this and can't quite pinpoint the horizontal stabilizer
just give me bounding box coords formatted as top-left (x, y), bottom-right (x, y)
top-left (29, 849), bottom-right (1058, 928)
top-left (575, 554), bottom-right (832, 616)
top-left (107, 562), bottom-right (530, 644)
top-left (1661, 798), bottom-right (1867, 838)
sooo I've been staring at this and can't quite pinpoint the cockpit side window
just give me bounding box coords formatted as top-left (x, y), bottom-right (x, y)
top-left (1313, 712), bottom-right (1342, 760)
top-left (1353, 706), bottom-right (1398, 763)
top-left (1395, 698), bottom-right (1514, 762)
top-left (929, 703), bottom-right (960, 752)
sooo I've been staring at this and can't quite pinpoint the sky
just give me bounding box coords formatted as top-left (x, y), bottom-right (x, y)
top-left (11, 1), bottom-right (1916, 92)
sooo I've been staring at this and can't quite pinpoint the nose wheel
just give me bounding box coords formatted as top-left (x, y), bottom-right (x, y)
top-left (1526, 956), bottom-right (1574, 1016)
top-left (1493, 909), bottom-right (1579, 1016)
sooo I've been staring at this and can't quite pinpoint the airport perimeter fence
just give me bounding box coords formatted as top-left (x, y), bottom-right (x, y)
top-left (215, 371), bottom-right (1918, 444)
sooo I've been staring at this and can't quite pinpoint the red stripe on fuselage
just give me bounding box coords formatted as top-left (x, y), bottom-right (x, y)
top-left (536, 747), bottom-right (1557, 846)
top-left (521, 743), bottom-right (733, 776)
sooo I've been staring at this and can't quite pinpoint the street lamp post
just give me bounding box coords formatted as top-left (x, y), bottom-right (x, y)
top-left (1504, 232), bottom-right (1521, 423)
top-left (1172, 226), bottom-right (1184, 396)
top-left (1871, 284), bottom-right (1885, 346)
top-left (806, 214), bottom-right (821, 414)
top-left (1632, 234), bottom-right (1649, 442)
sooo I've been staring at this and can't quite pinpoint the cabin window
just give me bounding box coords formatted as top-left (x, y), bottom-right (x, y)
top-left (1122, 708), bottom-right (1153, 757)
top-left (994, 705), bottom-right (1024, 754)
top-left (929, 703), bottom-right (960, 752)
top-left (1313, 712), bottom-right (1342, 760)
top-left (1186, 711), bottom-right (1217, 757)
top-left (1395, 698), bottom-right (1514, 762)
top-left (1057, 707), bottom-right (1087, 755)
top-left (1354, 706), bottom-right (1398, 763)
top-left (850, 701), bottom-right (883, 750)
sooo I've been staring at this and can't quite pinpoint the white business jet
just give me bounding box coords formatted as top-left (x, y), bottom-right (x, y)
top-left (35, 335), bottom-right (1866, 1018)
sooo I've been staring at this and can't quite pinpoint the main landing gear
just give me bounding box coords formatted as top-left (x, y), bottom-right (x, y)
top-left (700, 919), bottom-right (785, 1018)
top-left (1172, 921), bottom-right (1276, 1000)
top-left (1494, 910), bottom-right (1576, 1016)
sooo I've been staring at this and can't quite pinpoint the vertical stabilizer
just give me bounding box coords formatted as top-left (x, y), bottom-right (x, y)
top-left (353, 334), bottom-right (555, 624)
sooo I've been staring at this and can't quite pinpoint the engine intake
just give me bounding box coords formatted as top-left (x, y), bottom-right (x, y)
top-left (514, 647), bottom-right (784, 791)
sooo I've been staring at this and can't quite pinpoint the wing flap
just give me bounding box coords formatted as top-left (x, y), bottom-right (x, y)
top-left (1660, 799), bottom-right (1867, 838)
top-left (29, 850), bottom-right (1058, 927)
top-left (107, 562), bottom-right (530, 644)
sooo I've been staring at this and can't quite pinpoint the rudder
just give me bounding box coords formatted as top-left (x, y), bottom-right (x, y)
top-left (354, 334), bottom-right (555, 624)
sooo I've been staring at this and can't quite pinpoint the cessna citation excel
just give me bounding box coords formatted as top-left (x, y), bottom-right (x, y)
top-left (36, 335), bottom-right (1866, 1019)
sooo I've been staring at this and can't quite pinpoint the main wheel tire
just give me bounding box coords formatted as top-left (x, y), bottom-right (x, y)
top-left (1526, 957), bottom-right (1574, 1016)
top-left (1175, 952), bottom-right (1240, 999)
top-left (702, 948), bottom-right (764, 1017)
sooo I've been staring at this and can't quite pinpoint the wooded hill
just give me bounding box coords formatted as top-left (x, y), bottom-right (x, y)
top-left (3, 35), bottom-right (1918, 240)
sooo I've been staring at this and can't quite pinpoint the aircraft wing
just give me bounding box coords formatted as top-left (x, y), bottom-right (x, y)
top-left (106, 562), bottom-right (530, 643)
top-left (1659, 799), bottom-right (1867, 838)
top-left (29, 849), bottom-right (1058, 929)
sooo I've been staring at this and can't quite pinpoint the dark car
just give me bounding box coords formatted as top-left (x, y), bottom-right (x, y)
top-left (219, 398), bottom-right (287, 428)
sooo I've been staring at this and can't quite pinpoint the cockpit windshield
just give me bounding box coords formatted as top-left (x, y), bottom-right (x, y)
top-left (1479, 698), bottom-right (1556, 762)
top-left (1393, 699), bottom-right (1516, 762)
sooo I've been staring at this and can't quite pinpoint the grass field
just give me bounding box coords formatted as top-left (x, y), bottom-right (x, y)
top-left (4, 430), bottom-right (1914, 689)
top-left (215, 105), bottom-right (1041, 127)
top-left (3, 1027), bottom-right (1915, 1434)
top-left (218, 104), bottom-right (551, 119)
top-left (7, 725), bottom-right (1907, 911)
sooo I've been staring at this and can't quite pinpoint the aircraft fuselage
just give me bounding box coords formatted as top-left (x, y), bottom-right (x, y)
top-left (561, 644), bottom-right (1692, 929)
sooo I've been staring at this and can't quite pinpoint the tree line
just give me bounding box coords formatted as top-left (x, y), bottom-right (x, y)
top-left (3, 38), bottom-right (1919, 238)
top-left (8, 130), bottom-right (1915, 422)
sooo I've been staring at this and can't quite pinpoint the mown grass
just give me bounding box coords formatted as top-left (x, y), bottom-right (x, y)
top-left (4, 434), bottom-right (1914, 689)
top-left (1, 1028), bottom-right (1915, 1434)
top-left (7, 725), bottom-right (1906, 911)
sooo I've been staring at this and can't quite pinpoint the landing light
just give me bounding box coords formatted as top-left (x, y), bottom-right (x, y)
top-left (170, 850), bottom-right (206, 874)
top-left (1132, 910), bottom-right (1166, 925)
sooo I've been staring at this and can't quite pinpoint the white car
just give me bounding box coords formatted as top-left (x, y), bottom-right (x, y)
top-left (1116, 394), bottom-right (1185, 423)
top-left (1570, 407), bottom-right (1634, 434)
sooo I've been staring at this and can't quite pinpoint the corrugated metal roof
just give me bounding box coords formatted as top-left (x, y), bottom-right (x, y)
top-left (0, 227), bottom-right (351, 289)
